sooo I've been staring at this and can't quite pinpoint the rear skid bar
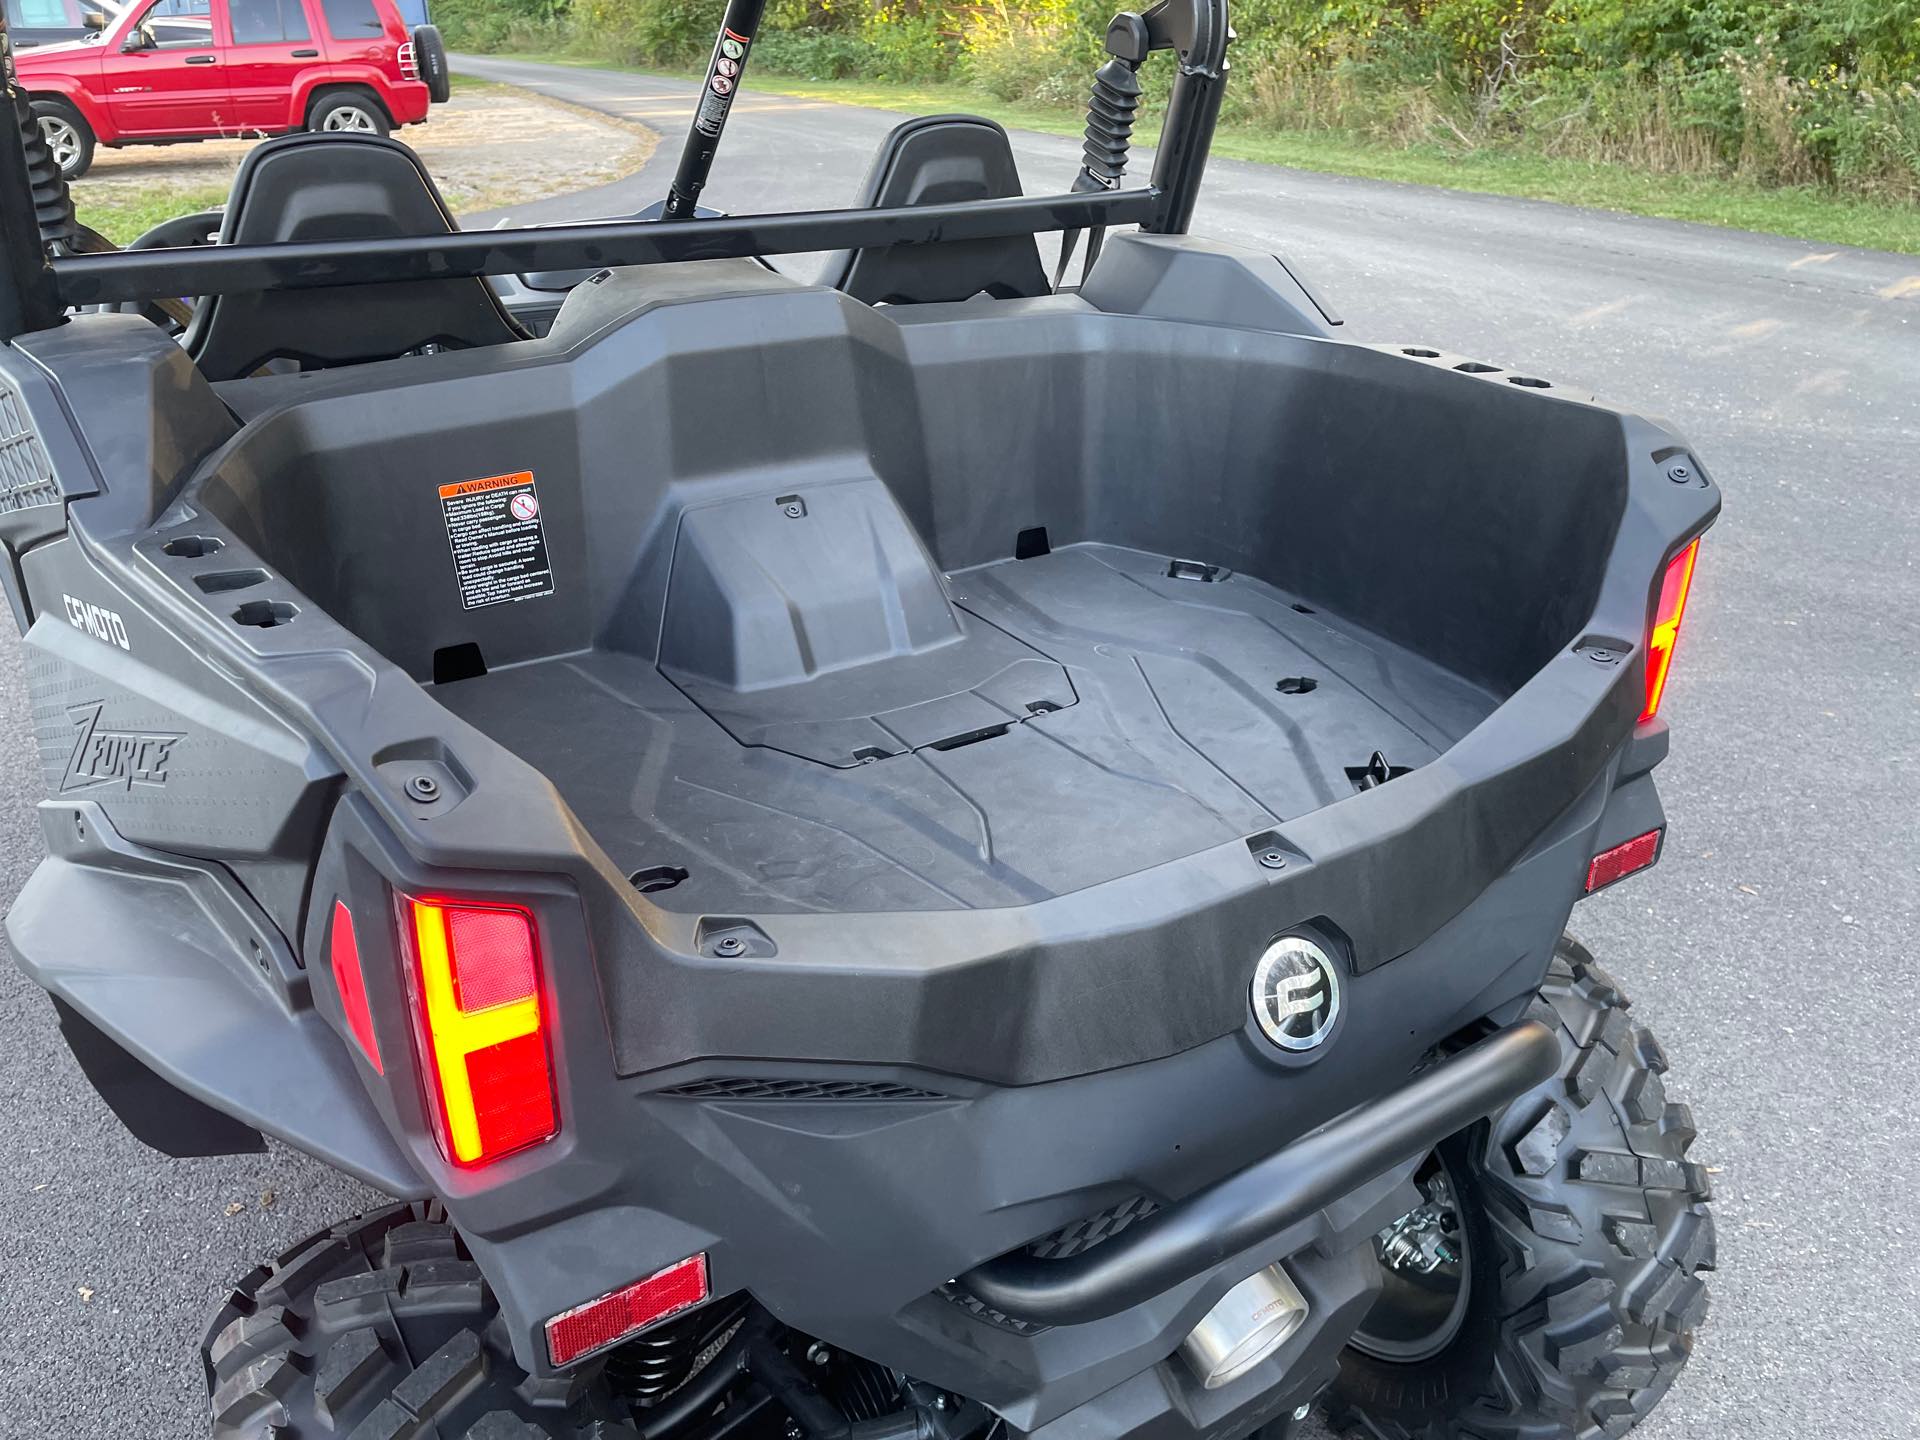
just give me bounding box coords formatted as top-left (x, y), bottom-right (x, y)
top-left (960, 1022), bottom-right (1560, 1325)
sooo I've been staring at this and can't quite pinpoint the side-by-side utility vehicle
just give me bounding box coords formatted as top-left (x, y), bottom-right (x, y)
top-left (0, 2), bottom-right (1718, 1436)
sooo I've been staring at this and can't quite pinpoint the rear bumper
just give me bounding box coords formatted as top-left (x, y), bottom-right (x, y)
top-left (963, 1022), bottom-right (1560, 1326)
top-left (388, 79), bottom-right (431, 124)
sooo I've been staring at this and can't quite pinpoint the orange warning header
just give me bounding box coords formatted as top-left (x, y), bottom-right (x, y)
top-left (438, 471), bottom-right (533, 500)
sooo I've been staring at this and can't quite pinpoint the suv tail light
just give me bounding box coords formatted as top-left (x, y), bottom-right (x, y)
top-left (397, 41), bottom-right (419, 79)
top-left (1640, 538), bottom-right (1699, 723)
top-left (400, 897), bottom-right (558, 1167)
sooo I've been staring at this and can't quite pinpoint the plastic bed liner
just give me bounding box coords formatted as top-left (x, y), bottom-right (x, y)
top-left (431, 542), bottom-right (1497, 914)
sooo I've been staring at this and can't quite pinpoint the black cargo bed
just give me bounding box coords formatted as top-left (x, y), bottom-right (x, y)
top-left (433, 543), bottom-right (1496, 914)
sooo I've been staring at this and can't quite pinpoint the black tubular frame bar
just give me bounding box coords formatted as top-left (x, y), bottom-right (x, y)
top-left (1, 0), bottom-right (1228, 330)
top-left (960, 1022), bottom-right (1562, 1325)
top-left (51, 189), bottom-right (1162, 307)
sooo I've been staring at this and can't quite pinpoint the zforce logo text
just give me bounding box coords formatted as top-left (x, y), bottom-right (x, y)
top-left (61, 703), bottom-right (181, 792)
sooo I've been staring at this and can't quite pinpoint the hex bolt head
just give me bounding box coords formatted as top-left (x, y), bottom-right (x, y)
top-left (404, 774), bottom-right (440, 802)
top-left (713, 936), bottom-right (746, 957)
top-left (1259, 850), bottom-right (1288, 870)
top-left (1666, 463), bottom-right (1693, 483)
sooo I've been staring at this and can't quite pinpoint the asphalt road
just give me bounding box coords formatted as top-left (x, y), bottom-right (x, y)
top-left (1, 55), bottom-right (1916, 1439)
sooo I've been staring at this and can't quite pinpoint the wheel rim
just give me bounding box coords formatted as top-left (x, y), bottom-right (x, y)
top-left (322, 106), bottom-right (377, 133)
top-left (1348, 1150), bottom-right (1474, 1364)
top-left (38, 115), bottom-right (81, 171)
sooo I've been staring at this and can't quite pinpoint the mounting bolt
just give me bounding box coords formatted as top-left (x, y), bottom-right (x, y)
top-left (783, 503), bottom-right (804, 518)
top-left (1258, 850), bottom-right (1288, 871)
top-left (404, 774), bottom-right (440, 803)
top-left (1666, 463), bottom-right (1693, 483)
top-left (806, 1343), bottom-right (832, 1367)
top-left (1293, 1404), bottom-right (1311, 1422)
top-left (713, 935), bottom-right (746, 957)
top-left (1584, 647), bottom-right (1618, 665)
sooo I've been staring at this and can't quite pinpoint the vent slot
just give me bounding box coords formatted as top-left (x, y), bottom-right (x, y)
top-left (657, 1077), bottom-right (947, 1101)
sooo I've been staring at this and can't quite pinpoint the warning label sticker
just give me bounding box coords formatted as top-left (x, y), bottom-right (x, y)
top-left (438, 471), bottom-right (554, 610)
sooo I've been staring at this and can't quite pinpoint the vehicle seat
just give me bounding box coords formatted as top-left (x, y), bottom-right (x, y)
top-left (821, 115), bottom-right (1051, 306)
top-left (182, 133), bottom-right (528, 381)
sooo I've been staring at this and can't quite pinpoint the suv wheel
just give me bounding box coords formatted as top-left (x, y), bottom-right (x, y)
top-left (32, 99), bottom-right (94, 181)
top-left (1325, 936), bottom-right (1716, 1440)
top-left (308, 92), bottom-right (391, 138)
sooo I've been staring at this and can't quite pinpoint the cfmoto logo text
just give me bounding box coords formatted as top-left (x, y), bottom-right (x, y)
top-left (63, 594), bottom-right (131, 650)
top-left (1251, 936), bottom-right (1341, 1052)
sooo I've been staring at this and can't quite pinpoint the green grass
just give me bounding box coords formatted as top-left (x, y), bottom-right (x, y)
top-left (489, 54), bottom-right (1920, 254)
top-left (75, 186), bottom-right (230, 247)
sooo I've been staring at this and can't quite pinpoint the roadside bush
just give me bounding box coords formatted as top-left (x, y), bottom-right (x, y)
top-left (753, 27), bottom-right (874, 80)
top-left (962, 0), bottom-right (1092, 104)
top-left (434, 0), bottom-right (567, 51)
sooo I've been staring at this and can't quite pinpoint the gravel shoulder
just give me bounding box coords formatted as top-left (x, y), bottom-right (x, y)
top-left (71, 78), bottom-right (656, 242)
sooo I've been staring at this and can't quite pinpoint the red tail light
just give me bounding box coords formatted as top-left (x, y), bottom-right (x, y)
top-left (546, 1254), bottom-right (710, 1368)
top-left (1640, 539), bottom-right (1699, 723)
top-left (397, 41), bottom-right (419, 79)
top-left (401, 897), bottom-right (557, 1167)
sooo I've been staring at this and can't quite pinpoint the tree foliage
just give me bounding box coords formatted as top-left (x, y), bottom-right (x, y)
top-left (434, 0), bottom-right (1920, 195)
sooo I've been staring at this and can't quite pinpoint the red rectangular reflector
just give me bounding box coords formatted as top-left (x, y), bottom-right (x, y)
top-left (444, 905), bottom-right (540, 1013)
top-left (546, 1254), bottom-right (710, 1368)
top-left (1585, 828), bottom-right (1663, 894)
top-left (329, 900), bottom-right (382, 1074)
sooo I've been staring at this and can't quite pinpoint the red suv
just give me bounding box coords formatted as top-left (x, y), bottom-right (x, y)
top-left (16, 0), bottom-right (448, 179)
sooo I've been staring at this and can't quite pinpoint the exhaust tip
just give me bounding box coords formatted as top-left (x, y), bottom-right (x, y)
top-left (1179, 1265), bottom-right (1309, 1390)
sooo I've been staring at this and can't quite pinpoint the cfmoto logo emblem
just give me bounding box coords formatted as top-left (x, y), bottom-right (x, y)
top-left (1251, 937), bottom-right (1341, 1052)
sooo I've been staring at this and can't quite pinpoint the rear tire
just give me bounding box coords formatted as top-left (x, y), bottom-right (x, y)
top-left (31, 99), bottom-right (94, 181)
top-left (307, 91), bottom-right (392, 138)
top-left (413, 24), bottom-right (452, 104)
top-left (1325, 936), bottom-right (1716, 1440)
top-left (203, 1201), bottom-right (624, 1438)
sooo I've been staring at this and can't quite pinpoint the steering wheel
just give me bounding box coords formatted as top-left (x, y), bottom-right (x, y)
top-left (67, 208), bottom-right (224, 334)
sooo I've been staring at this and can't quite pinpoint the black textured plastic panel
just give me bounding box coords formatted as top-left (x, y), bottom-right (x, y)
top-left (0, 377), bottom-right (60, 513)
top-left (436, 544), bottom-right (1495, 915)
top-left (656, 1077), bottom-right (948, 1101)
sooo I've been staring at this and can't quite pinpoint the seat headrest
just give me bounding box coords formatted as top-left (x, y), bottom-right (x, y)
top-left (183, 133), bottom-right (527, 381)
top-left (218, 132), bottom-right (464, 243)
top-left (823, 114), bottom-right (1052, 306)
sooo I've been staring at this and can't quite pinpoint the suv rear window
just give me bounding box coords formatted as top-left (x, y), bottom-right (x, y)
top-left (318, 0), bottom-right (381, 37)
top-left (230, 0), bottom-right (309, 43)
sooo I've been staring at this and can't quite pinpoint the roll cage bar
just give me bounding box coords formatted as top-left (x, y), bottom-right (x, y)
top-left (0, 0), bottom-right (1231, 335)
